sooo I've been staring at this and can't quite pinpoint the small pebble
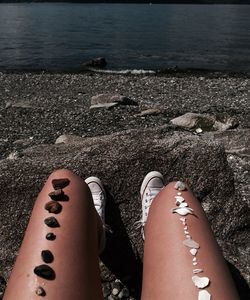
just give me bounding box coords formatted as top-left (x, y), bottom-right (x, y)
top-left (102, 282), bottom-right (111, 297)
top-left (118, 287), bottom-right (130, 298)
top-left (34, 265), bottom-right (55, 280)
top-left (46, 233), bottom-right (56, 240)
top-left (52, 178), bottom-right (70, 189)
top-left (35, 286), bottom-right (46, 296)
top-left (111, 281), bottom-right (122, 296)
top-left (112, 288), bottom-right (119, 296)
top-left (48, 189), bottom-right (65, 201)
top-left (45, 201), bottom-right (62, 214)
top-left (44, 217), bottom-right (60, 228)
top-left (41, 250), bottom-right (54, 263)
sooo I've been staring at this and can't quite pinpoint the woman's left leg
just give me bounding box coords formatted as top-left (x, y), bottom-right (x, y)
top-left (4, 169), bottom-right (104, 300)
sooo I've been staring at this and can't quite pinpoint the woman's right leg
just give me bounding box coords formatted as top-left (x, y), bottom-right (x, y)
top-left (141, 179), bottom-right (240, 300)
top-left (4, 169), bottom-right (103, 300)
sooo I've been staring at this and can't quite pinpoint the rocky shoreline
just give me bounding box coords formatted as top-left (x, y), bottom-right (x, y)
top-left (0, 70), bottom-right (249, 299)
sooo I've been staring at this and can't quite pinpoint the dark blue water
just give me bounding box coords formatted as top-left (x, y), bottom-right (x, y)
top-left (0, 3), bottom-right (250, 72)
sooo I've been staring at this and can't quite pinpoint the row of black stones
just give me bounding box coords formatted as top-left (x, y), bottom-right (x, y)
top-left (34, 178), bottom-right (70, 297)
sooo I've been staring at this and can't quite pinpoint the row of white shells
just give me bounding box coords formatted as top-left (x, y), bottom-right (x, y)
top-left (174, 181), bottom-right (211, 300)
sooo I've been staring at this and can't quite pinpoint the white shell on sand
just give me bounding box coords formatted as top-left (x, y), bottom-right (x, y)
top-left (180, 217), bottom-right (186, 222)
top-left (193, 262), bottom-right (198, 265)
top-left (184, 230), bottom-right (189, 234)
top-left (193, 257), bottom-right (197, 262)
top-left (192, 276), bottom-right (210, 289)
top-left (183, 238), bottom-right (200, 249)
top-left (172, 207), bottom-right (194, 216)
top-left (190, 248), bottom-right (198, 256)
top-left (177, 192), bottom-right (182, 196)
top-left (186, 235), bottom-right (191, 239)
top-left (174, 181), bottom-right (187, 191)
top-left (193, 269), bottom-right (203, 274)
top-left (198, 290), bottom-right (211, 300)
top-left (184, 226), bottom-right (188, 230)
top-left (179, 202), bottom-right (188, 207)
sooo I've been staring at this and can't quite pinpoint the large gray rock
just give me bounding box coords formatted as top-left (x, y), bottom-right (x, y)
top-left (0, 128), bottom-right (249, 299)
top-left (90, 93), bottom-right (137, 109)
top-left (170, 112), bottom-right (239, 131)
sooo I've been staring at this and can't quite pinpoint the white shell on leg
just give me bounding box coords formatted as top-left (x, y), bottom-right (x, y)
top-left (190, 248), bottom-right (198, 256)
top-left (198, 290), bottom-right (211, 300)
top-left (183, 238), bottom-right (200, 249)
top-left (192, 275), bottom-right (210, 288)
top-left (172, 207), bottom-right (194, 216)
top-left (174, 181), bottom-right (187, 191)
top-left (193, 269), bottom-right (203, 274)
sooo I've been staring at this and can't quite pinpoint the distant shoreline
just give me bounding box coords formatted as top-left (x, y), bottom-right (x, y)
top-left (0, 1), bottom-right (250, 5)
top-left (1, 68), bottom-right (250, 79)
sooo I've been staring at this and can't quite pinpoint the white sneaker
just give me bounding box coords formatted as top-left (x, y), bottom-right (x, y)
top-left (137, 171), bottom-right (164, 239)
top-left (85, 176), bottom-right (106, 253)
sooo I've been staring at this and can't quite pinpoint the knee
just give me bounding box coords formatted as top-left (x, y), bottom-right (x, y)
top-left (47, 169), bottom-right (88, 190)
top-left (49, 168), bottom-right (76, 179)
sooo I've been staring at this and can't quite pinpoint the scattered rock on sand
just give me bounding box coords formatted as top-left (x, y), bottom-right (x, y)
top-left (90, 102), bottom-right (119, 109)
top-left (111, 280), bottom-right (122, 296)
top-left (170, 112), bottom-right (238, 132)
top-left (134, 108), bottom-right (161, 117)
top-left (55, 134), bottom-right (86, 144)
top-left (12, 101), bottom-right (33, 109)
top-left (90, 93), bottom-right (137, 109)
top-left (102, 282), bottom-right (111, 297)
top-left (7, 151), bottom-right (22, 160)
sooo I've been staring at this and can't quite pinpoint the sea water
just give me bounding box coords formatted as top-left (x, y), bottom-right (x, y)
top-left (0, 3), bottom-right (250, 72)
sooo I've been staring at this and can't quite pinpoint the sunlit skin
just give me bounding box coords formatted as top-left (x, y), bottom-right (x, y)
top-left (4, 171), bottom-right (239, 300)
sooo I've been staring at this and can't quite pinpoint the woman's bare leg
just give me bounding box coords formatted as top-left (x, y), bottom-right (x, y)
top-left (141, 181), bottom-right (240, 300)
top-left (4, 169), bottom-right (103, 300)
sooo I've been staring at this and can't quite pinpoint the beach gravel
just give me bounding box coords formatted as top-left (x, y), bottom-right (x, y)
top-left (0, 71), bottom-right (249, 299)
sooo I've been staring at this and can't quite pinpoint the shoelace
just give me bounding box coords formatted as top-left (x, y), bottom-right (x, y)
top-left (92, 192), bottom-right (104, 217)
top-left (135, 187), bottom-right (162, 231)
top-left (92, 192), bottom-right (113, 234)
